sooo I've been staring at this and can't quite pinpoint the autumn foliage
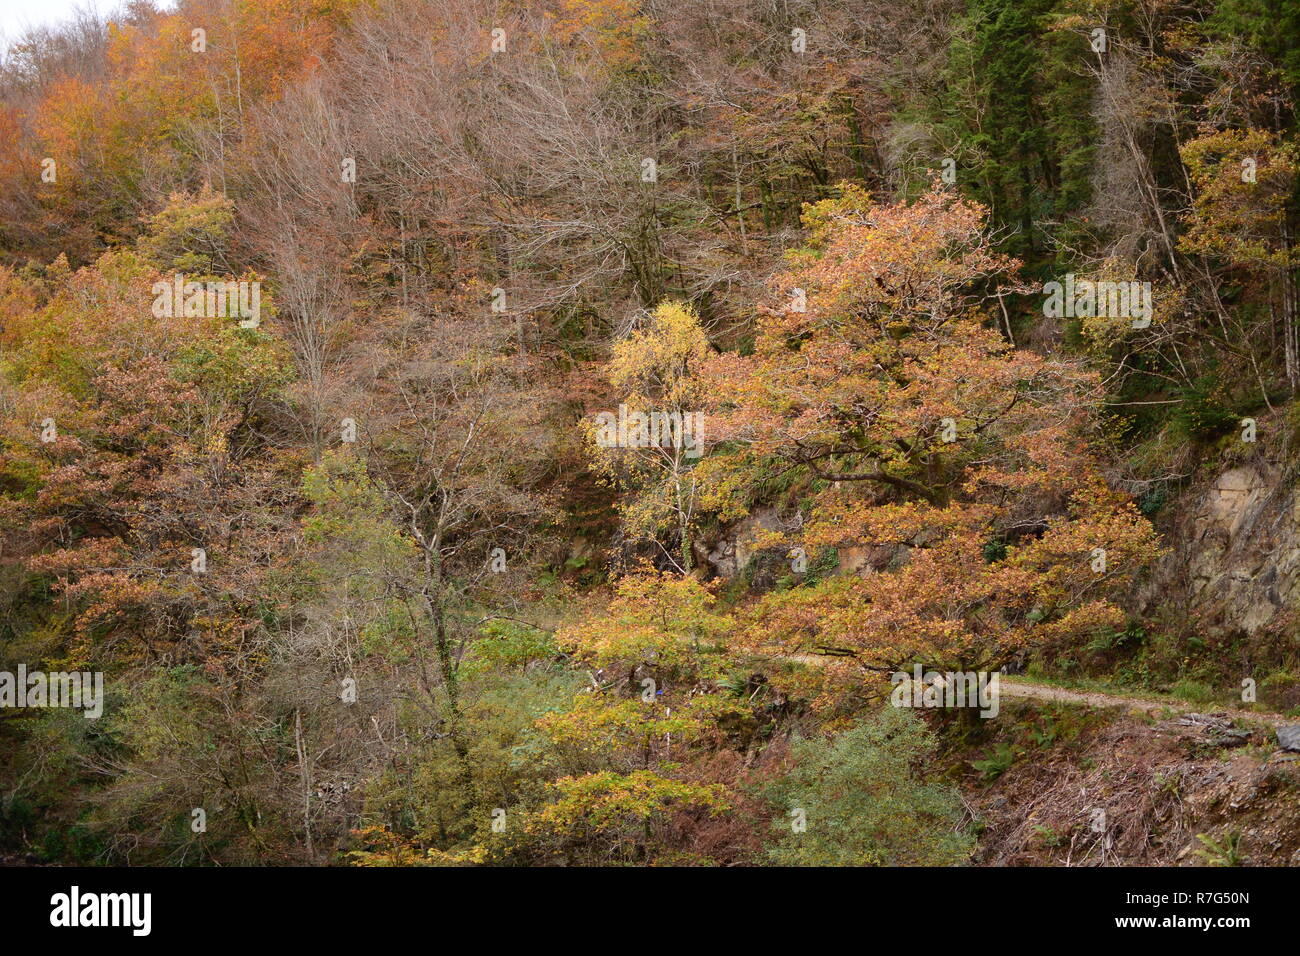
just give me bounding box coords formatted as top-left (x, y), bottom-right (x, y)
top-left (4, 0), bottom-right (1293, 871)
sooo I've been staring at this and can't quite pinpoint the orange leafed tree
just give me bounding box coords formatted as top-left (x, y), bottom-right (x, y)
top-left (704, 184), bottom-right (1161, 705)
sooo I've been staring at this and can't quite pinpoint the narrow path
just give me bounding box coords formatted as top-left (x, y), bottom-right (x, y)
top-left (780, 652), bottom-right (1297, 727)
top-left (999, 677), bottom-right (1295, 728)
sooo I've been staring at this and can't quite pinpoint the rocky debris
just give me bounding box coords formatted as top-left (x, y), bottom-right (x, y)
top-left (1176, 712), bottom-right (1232, 726)
top-left (1176, 713), bottom-right (1251, 747)
top-left (1210, 729), bottom-right (1252, 748)
top-left (970, 710), bottom-right (1300, 866)
top-left (1276, 725), bottom-right (1300, 752)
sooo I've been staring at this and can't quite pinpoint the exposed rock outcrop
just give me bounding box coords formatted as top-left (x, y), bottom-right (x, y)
top-left (693, 507), bottom-right (800, 580)
top-left (1142, 456), bottom-right (1300, 638)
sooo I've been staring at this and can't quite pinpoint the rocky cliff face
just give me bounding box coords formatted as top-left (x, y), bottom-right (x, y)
top-left (1142, 454), bottom-right (1300, 641)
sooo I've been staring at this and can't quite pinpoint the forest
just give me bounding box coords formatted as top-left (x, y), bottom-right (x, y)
top-left (1, 0), bottom-right (1299, 869)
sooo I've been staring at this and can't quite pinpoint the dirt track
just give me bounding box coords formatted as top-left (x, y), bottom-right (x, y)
top-left (1000, 678), bottom-right (1295, 728)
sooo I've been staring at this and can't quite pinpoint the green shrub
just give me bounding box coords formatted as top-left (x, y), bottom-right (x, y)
top-left (764, 707), bottom-right (973, 866)
top-left (1170, 679), bottom-right (1218, 706)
